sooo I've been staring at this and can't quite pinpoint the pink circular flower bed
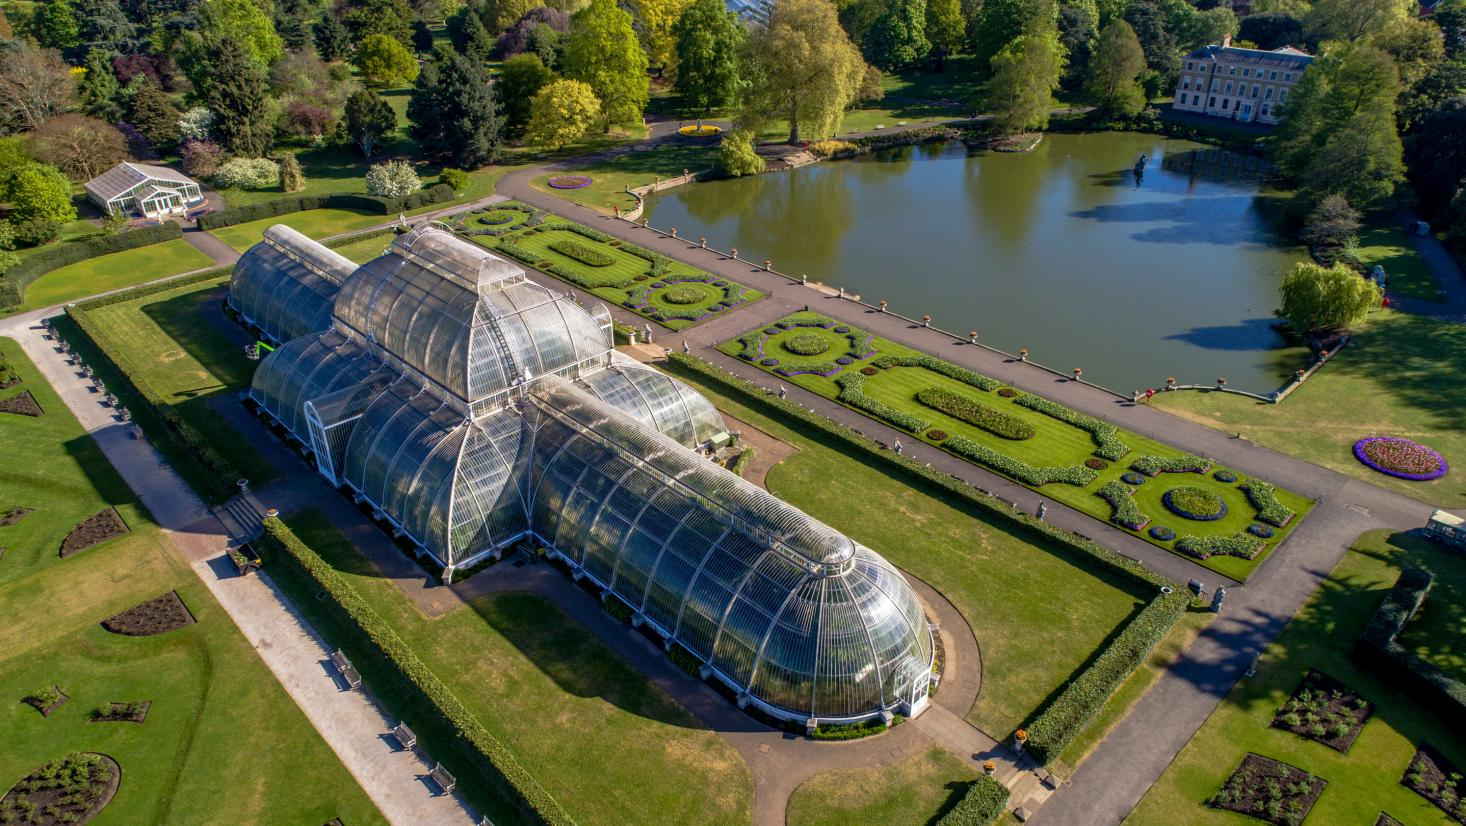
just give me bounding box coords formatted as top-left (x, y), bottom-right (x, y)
top-left (1353, 436), bottom-right (1448, 480)
top-left (548, 175), bottom-right (592, 189)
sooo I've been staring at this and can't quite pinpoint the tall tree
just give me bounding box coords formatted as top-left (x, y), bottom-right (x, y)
top-left (1372, 17), bottom-right (1445, 89)
top-left (32, 0), bottom-right (79, 50)
top-left (454, 9), bottom-right (495, 63)
top-left (525, 78), bottom-right (601, 147)
top-left (354, 32), bottom-right (421, 85)
top-left (316, 11), bottom-right (353, 60)
top-left (984, 0), bottom-right (1064, 134)
top-left (1237, 13), bottom-right (1301, 51)
top-left (1057, 0), bottom-right (1098, 87)
top-left (0, 163), bottom-right (77, 224)
top-left (1277, 260), bottom-right (1379, 331)
top-left (0, 46), bottom-right (76, 134)
top-left (1437, 0), bottom-right (1466, 61)
top-left (1122, 0), bottom-right (1178, 78)
top-left (274, 0), bottom-right (317, 50)
top-left (1086, 20), bottom-right (1146, 116)
top-left (631, 0), bottom-right (695, 70)
top-left (25, 115), bottom-right (127, 180)
top-left (968, 0), bottom-right (1028, 74)
top-left (343, 88), bottom-right (398, 157)
top-left (865, 0), bottom-right (931, 69)
top-left (346, 0), bottom-right (414, 46)
top-left (198, 0), bottom-right (285, 66)
top-left (924, 0), bottom-right (965, 59)
top-left (561, 0), bottom-right (650, 130)
top-left (1407, 96), bottom-right (1466, 220)
top-left (497, 52), bottom-right (554, 135)
top-left (408, 46), bottom-right (504, 166)
top-left (742, 0), bottom-right (866, 143)
top-left (128, 79), bottom-right (182, 147)
top-left (199, 37), bottom-right (273, 156)
top-left (75, 0), bottom-right (136, 54)
top-left (1302, 0), bottom-right (1411, 44)
top-left (480, 0), bottom-right (540, 32)
top-left (672, 0), bottom-right (744, 113)
top-left (77, 49), bottom-right (123, 122)
top-left (1398, 60), bottom-right (1466, 132)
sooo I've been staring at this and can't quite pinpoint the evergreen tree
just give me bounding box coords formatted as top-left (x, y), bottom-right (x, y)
top-left (128, 80), bottom-right (182, 147)
top-left (316, 11), bottom-right (353, 61)
top-left (32, 0), bottom-right (79, 49)
top-left (1437, 0), bottom-right (1466, 61)
top-left (865, 0), bottom-right (931, 70)
top-left (1122, 0), bottom-right (1178, 78)
top-left (498, 53), bottom-right (554, 135)
top-left (275, 0), bottom-right (317, 50)
top-left (561, 0), bottom-right (650, 130)
top-left (78, 49), bottom-right (123, 122)
top-left (672, 0), bottom-right (744, 114)
top-left (1085, 20), bottom-right (1146, 116)
top-left (278, 153), bottom-right (306, 191)
top-left (408, 46), bottom-right (504, 167)
top-left (343, 88), bottom-right (398, 157)
top-left (74, 0), bottom-right (137, 54)
top-left (412, 20), bottom-right (435, 53)
top-left (455, 10), bottom-right (494, 62)
top-left (200, 38), bottom-right (274, 156)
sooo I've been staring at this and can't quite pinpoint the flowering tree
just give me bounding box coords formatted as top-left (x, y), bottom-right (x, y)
top-left (365, 160), bottom-right (420, 198)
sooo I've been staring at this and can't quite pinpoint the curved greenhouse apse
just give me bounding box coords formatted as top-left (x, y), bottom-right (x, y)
top-left (645, 132), bottom-right (1309, 392)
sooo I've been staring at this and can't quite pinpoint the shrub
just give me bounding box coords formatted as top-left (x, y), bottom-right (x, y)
top-left (660, 286), bottom-right (705, 305)
top-left (365, 160), bottom-right (421, 199)
top-left (0, 223), bottom-right (185, 307)
top-left (259, 518), bottom-right (573, 824)
top-left (808, 139), bottom-right (859, 158)
top-left (1248, 523), bottom-right (1276, 538)
top-left (836, 371), bottom-right (930, 432)
top-left (548, 239), bottom-right (615, 267)
top-left (1098, 481), bottom-right (1149, 530)
top-left (1238, 479), bottom-right (1294, 527)
top-left (872, 354), bottom-right (1000, 391)
top-left (1354, 567), bottom-right (1466, 722)
top-left (1015, 394), bottom-right (1130, 460)
top-left (1121, 472), bottom-right (1146, 485)
top-left (1149, 525), bottom-right (1175, 541)
top-left (211, 157), bottom-right (280, 189)
top-left (179, 139), bottom-right (223, 178)
top-left (1085, 458), bottom-right (1108, 469)
top-left (195, 186), bottom-right (455, 230)
top-left (944, 435), bottom-right (1097, 487)
top-left (728, 445), bottom-right (756, 477)
top-left (12, 218), bottom-right (60, 248)
top-left (810, 715), bottom-right (902, 740)
top-left (782, 333), bottom-right (829, 356)
top-left (936, 775), bottom-right (1009, 826)
top-left (715, 130), bottom-right (764, 177)
top-left (1131, 453), bottom-right (1210, 476)
top-left (915, 387), bottom-right (1036, 440)
top-left (439, 168), bottom-right (469, 191)
top-left (1213, 470), bottom-right (1238, 483)
top-left (1174, 533), bottom-right (1262, 560)
top-left (177, 107), bottom-right (215, 143)
top-left (1162, 486), bottom-right (1227, 521)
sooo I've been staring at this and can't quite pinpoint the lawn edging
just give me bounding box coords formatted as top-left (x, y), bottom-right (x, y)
top-left (1354, 566), bottom-right (1466, 719)
top-left (0, 224), bottom-right (184, 309)
top-left (259, 516), bottom-right (574, 826)
top-left (664, 354), bottom-right (1187, 764)
top-left (198, 185), bottom-right (455, 231)
top-left (935, 774), bottom-right (1009, 826)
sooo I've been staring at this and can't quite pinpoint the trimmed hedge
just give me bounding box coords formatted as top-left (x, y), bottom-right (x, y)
top-left (1014, 394), bottom-right (1130, 461)
top-left (73, 266), bottom-right (233, 311)
top-left (836, 371), bottom-right (929, 433)
top-left (1354, 566), bottom-right (1466, 720)
top-left (1238, 479), bottom-right (1294, 527)
top-left (259, 518), bottom-right (574, 825)
top-left (495, 240), bottom-right (635, 289)
top-left (548, 239), bottom-right (615, 267)
top-left (1097, 480), bottom-right (1149, 530)
top-left (935, 775), bottom-right (1010, 826)
top-left (196, 184), bottom-right (456, 231)
top-left (1131, 453), bottom-right (1211, 476)
top-left (944, 435), bottom-right (1097, 487)
top-left (871, 354), bottom-right (1000, 391)
top-left (666, 354), bottom-right (1186, 765)
top-left (1173, 533), bottom-right (1262, 560)
top-left (0, 223), bottom-right (185, 308)
top-left (729, 445), bottom-right (756, 477)
top-left (916, 387), bottom-right (1035, 440)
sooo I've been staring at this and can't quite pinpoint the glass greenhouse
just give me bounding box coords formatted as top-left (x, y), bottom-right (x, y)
top-left (232, 223), bottom-right (934, 723)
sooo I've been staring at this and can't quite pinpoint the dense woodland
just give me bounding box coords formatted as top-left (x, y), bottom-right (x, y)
top-left (0, 0), bottom-right (1462, 270)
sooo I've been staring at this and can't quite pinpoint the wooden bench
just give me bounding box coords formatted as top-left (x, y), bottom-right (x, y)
top-left (330, 649), bottom-right (362, 690)
top-left (429, 762), bottom-right (456, 795)
top-left (392, 722), bottom-right (417, 750)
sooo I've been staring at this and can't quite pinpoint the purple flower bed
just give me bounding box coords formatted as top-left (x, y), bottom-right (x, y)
top-left (1150, 526), bottom-right (1176, 541)
top-left (1353, 437), bottom-right (1448, 480)
top-left (1248, 523), bottom-right (1275, 538)
top-left (548, 175), bottom-right (592, 189)
top-left (760, 357), bottom-right (779, 366)
top-left (1121, 472), bottom-right (1146, 485)
top-left (1214, 470), bottom-right (1238, 483)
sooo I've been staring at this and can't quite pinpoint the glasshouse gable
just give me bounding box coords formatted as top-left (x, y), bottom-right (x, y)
top-left (232, 223), bottom-right (935, 723)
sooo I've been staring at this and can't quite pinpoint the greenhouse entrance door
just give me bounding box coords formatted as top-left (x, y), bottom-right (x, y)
top-left (305, 407), bottom-right (336, 485)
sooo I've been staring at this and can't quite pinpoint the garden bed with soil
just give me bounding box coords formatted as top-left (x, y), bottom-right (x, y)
top-left (101, 590), bottom-right (195, 636)
top-left (1, 506), bottom-right (32, 526)
top-left (22, 686), bottom-right (68, 717)
top-left (1403, 744), bottom-right (1466, 823)
top-left (1269, 670), bottom-right (1373, 752)
top-left (59, 508), bottom-right (128, 557)
top-left (90, 701), bottom-right (151, 724)
top-left (1210, 753), bottom-right (1327, 826)
top-left (0, 390), bottom-right (44, 417)
top-left (0, 753), bottom-right (120, 826)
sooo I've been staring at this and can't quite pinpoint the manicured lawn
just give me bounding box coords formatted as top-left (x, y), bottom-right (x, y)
top-left (667, 362), bottom-right (1149, 737)
top-left (473, 208), bottom-right (764, 331)
top-left (11, 219), bottom-right (105, 264)
top-left (209, 208), bottom-right (387, 252)
top-left (1395, 545), bottom-right (1466, 683)
top-left (78, 278), bottom-right (272, 487)
top-left (1155, 309), bottom-right (1466, 508)
top-left (529, 143), bottom-right (720, 213)
top-left (1128, 529), bottom-right (1466, 826)
top-left (0, 341), bottom-right (382, 826)
top-left (786, 746), bottom-right (983, 826)
top-left (14, 238), bottom-right (215, 312)
top-left (721, 312), bottom-right (1314, 580)
top-left (1356, 224), bottom-right (1440, 303)
top-left (274, 509), bottom-right (753, 826)
top-left (331, 233), bottom-right (399, 264)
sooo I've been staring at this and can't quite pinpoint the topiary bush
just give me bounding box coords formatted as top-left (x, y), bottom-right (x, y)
top-left (548, 239), bottom-right (615, 267)
top-left (915, 387), bottom-right (1036, 440)
top-left (1163, 486), bottom-right (1226, 521)
top-left (935, 775), bottom-right (1009, 826)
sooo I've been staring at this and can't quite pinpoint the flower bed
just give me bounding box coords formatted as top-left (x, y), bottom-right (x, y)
top-left (1248, 523), bottom-right (1275, 538)
top-left (547, 175), bottom-right (592, 189)
top-left (1162, 486), bottom-right (1227, 521)
top-left (836, 371), bottom-right (929, 432)
top-left (1403, 745), bottom-right (1466, 824)
top-left (1121, 472), bottom-right (1147, 486)
top-left (1210, 753), bottom-right (1327, 826)
top-left (1174, 533), bottom-right (1262, 560)
top-left (1270, 670), bottom-right (1373, 752)
top-left (1239, 479), bottom-right (1295, 527)
top-left (548, 239), bottom-right (615, 267)
top-left (871, 354), bottom-right (1000, 391)
top-left (783, 333), bottom-right (830, 356)
top-left (1015, 395), bottom-right (1130, 460)
top-left (623, 274), bottom-right (755, 323)
top-left (1085, 458), bottom-right (1109, 470)
top-left (928, 429), bottom-right (948, 441)
top-left (677, 124), bottom-right (722, 137)
top-left (943, 435), bottom-right (1097, 487)
top-left (736, 314), bottom-right (874, 376)
top-left (1149, 526), bottom-right (1175, 541)
top-left (1353, 436), bottom-right (1449, 481)
top-left (1214, 470), bottom-right (1237, 483)
top-left (0, 753), bottom-right (120, 826)
top-left (661, 286), bottom-right (706, 305)
top-left (1098, 481), bottom-right (1149, 530)
top-left (1130, 453), bottom-right (1211, 477)
top-left (915, 387), bottom-right (1036, 440)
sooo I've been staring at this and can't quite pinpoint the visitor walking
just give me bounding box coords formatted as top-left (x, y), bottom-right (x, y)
top-left (893, 439), bottom-right (903, 455)
top-left (1036, 500), bottom-right (1047, 520)
top-left (682, 340), bottom-right (690, 353)
top-left (778, 385), bottom-right (787, 399)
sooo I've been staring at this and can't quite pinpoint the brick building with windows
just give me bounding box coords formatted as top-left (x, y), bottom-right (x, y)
top-left (1172, 36), bottom-right (1314, 125)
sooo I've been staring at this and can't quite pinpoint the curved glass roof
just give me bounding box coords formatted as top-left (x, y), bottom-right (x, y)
top-left (229, 225), bottom-right (355, 344)
top-left (574, 355), bottom-right (726, 447)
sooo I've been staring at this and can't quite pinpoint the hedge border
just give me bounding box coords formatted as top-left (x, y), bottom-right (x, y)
top-left (260, 517), bottom-right (574, 826)
top-left (663, 354), bottom-right (1186, 765)
top-left (935, 774), bottom-right (1010, 826)
top-left (0, 223), bottom-right (184, 308)
top-left (1354, 566), bottom-right (1466, 719)
top-left (197, 184), bottom-right (455, 231)
top-left (1014, 394), bottom-right (1130, 461)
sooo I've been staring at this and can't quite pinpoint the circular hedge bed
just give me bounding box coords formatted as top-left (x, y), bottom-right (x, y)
top-left (660, 286), bottom-right (707, 305)
top-left (1248, 523), bottom-right (1276, 538)
top-left (1121, 472), bottom-right (1146, 486)
top-left (928, 430), bottom-right (948, 441)
top-left (1213, 470), bottom-right (1238, 483)
top-left (1149, 526), bottom-right (1176, 541)
top-left (1085, 458), bottom-right (1109, 470)
top-left (1163, 486), bottom-right (1227, 521)
top-left (782, 333), bottom-right (830, 356)
top-left (1353, 436), bottom-right (1448, 480)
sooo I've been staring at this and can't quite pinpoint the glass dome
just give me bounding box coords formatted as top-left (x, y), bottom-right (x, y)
top-left (229, 225), bottom-right (355, 344)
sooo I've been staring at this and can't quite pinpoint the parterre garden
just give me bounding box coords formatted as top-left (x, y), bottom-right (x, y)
top-left (1129, 529), bottom-right (1466, 826)
top-left (459, 202), bottom-right (763, 331)
top-left (721, 312), bottom-right (1313, 579)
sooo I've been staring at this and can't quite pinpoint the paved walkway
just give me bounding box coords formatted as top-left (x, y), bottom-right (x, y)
top-left (0, 316), bottom-right (476, 826)
top-left (1388, 209), bottom-right (1466, 321)
top-left (181, 226), bottom-right (243, 266)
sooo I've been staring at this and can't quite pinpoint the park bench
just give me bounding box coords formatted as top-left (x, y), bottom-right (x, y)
top-left (330, 649), bottom-right (362, 690)
top-left (430, 762), bottom-right (456, 795)
top-left (392, 722), bottom-right (416, 750)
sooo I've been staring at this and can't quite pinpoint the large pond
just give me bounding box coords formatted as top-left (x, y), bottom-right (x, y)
top-left (645, 131), bottom-right (1307, 393)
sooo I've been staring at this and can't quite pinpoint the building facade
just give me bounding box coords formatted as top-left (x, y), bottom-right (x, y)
top-left (1172, 37), bottom-right (1314, 125)
top-left (231, 224), bottom-right (936, 726)
top-left (84, 162), bottom-right (204, 218)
